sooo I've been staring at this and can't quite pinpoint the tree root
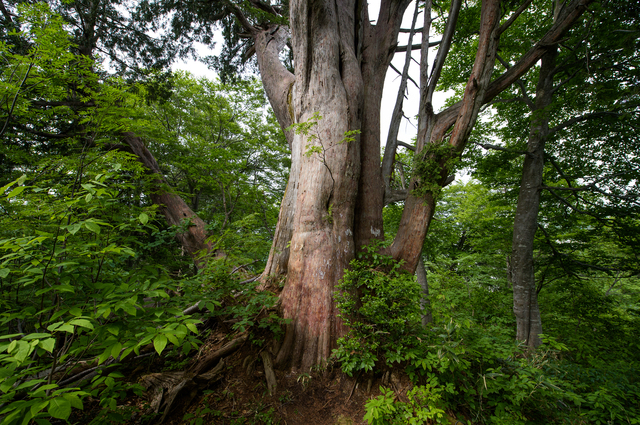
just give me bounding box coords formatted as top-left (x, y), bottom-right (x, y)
top-left (140, 333), bottom-right (248, 423)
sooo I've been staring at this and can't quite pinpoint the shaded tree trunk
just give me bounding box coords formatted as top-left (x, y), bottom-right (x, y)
top-left (416, 255), bottom-right (432, 326)
top-left (123, 133), bottom-right (211, 266)
top-left (511, 45), bottom-right (558, 349)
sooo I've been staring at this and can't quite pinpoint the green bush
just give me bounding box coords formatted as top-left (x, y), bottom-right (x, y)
top-left (333, 245), bottom-right (424, 376)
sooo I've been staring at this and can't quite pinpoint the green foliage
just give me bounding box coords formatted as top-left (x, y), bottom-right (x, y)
top-left (364, 385), bottom-right (447, 425)
top-left (0, 159), bottom-right (202, 424)
top-left (333, 243), bottom-right (423, 376)
top-left (412, 140), bottom-right (459, 199)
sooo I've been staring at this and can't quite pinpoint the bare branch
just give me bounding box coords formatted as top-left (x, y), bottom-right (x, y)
top-left (383, 1), bottom-right (421, 196)
top-left (395, 40), bottom-right (441, 52)
top-left (473, 141), bottom-right (528, 155)
top-left (389, 63), bottom-right (420, 89)
top-left (497, 0), bottom-right (535, 36)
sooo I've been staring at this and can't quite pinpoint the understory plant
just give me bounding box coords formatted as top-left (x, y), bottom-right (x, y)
top-left (335, 245), bottom-right (640, 424)
top-left (0, 156), bottom-right (202, 424)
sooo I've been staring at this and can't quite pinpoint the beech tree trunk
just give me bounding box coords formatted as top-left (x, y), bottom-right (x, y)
top-left (511, 45), bottom-right (558, 349)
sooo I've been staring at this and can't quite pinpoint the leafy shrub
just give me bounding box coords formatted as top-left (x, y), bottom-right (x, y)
top-left (0, 159), bottom-right (201, 424)
top-left (333, 244), bottom-right (423, 376)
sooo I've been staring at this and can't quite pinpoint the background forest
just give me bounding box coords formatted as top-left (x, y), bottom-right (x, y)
top-left (0, 1), bottom-right (639, 424)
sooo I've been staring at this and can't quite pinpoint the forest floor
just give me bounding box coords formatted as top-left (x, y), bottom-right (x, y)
top-left (73, 323), bottom-right (389, 425)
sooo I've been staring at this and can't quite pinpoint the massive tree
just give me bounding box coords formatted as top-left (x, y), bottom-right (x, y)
top-left (139, 0), bottom-right (594, 370)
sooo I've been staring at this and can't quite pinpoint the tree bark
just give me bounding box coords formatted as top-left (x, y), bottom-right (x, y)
top-left (416, 255), bottom-right (432, 326)
top-left (511, 44), bottom-right (558, 350)
top-left (251, 25), bottom-right (297, 280)
top-left (122, 133), bottom-right (211, 265)
top-left (273, 0), bottom-right (365, 371)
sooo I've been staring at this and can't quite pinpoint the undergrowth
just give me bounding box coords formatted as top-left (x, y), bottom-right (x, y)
top-left (333, 245), bottom-right (640, 424)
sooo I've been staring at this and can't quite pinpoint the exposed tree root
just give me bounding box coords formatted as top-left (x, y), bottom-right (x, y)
top-left (139, 333), bottom-right (249, 423)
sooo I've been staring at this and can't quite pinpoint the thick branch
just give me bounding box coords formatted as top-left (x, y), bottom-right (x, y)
top-left (432, 0), bottom-right (596, 141)
top-left (123, 133), bottom-right (211, 264)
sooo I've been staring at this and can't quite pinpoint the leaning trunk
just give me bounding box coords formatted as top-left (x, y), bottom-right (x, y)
top-left (123, 133), bottom-right (211, 265)
top-left (511, 46), bottom-right (558, 349)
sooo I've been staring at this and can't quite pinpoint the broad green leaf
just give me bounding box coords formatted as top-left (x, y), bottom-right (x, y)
top-left (0, 268), bottom-right (9, 278)
top-left (48, 397), bottom-right (71, 420)
top-left (84, 221), bottom-right (100, 234)
top-left (110, 342), bottom-right (122, 359)
top-left (139, 212), bottom-right (149, 225)
top-left (69, 319), bottom-right (93, 330)
top-left (39, 338), bottom-right (56, 353)
top-left (97, 347), bottom-right (112, 365)
top-left (6, 186), bottom-right (26, 199)
top-left (153, 334), bottom-right (168, 355)
top-left (68, 223), bottom-right (82, 235)
top-left (30, 400), bottom-right (49, 417)
top-left (63, 393), bottom-right (83, 410)
top-left (23, 333), bottom-right (51, 340)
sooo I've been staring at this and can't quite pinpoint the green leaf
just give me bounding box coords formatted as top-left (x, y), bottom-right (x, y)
top-left (23, 333), bottom-right (51, 340)
top-left (97, 347), bottom-right (112, 365)
top-left (68, 223), bottom-right (82, 235)
top-left (69, 319), bottom-right (93, 330)
top-left (0, 268), bottom-right (9, 278)
top-left (110, 342), bottom-right (122, 359)
top-left (63, 393), bottom-right (83, 410)
top-left (30, 400), bottom-right (49, 417)
top-left (186, 322), bottom-right (199, 334)
top-left (39, 338), bottom-right (56, 353)
top-left (84, 221), bottom-right (100, 234)
top-left (6, 186), bottom-right (26, 199)
top-left (48, 397), bottom-right (71, 420)
top-left (153, 334), bottom-right (168, 355)
top-left (139, 212), bottom-right (149, 225)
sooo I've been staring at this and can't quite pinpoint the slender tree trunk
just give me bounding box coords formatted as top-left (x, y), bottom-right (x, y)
top-left (511, 45), bottom-right (558, 349)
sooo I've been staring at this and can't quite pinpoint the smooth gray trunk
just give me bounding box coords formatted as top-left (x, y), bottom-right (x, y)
top-left (511, 45), bottom-right (558, 349)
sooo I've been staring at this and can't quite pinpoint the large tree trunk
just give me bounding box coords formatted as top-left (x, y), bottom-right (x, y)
top-left (511, 45), bottom-right (558, 349)
top-left (251, 0), bottom-right (593, 371)
top-left (273, 0), bottom-right (365, 370)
